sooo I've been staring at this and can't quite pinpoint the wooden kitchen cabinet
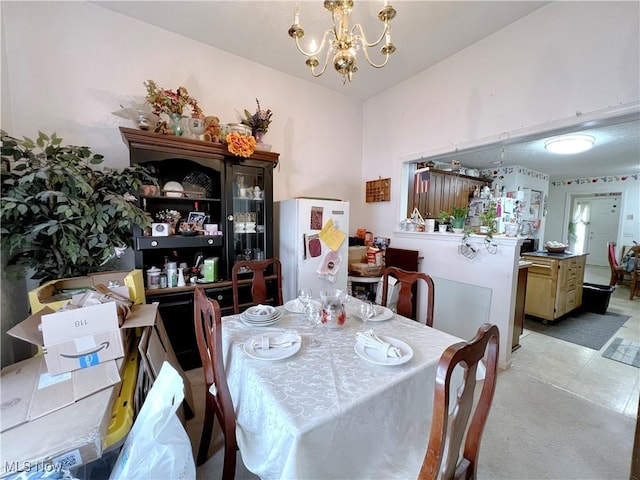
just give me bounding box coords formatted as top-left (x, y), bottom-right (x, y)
top-left (522, 253), bottom-right (587, 322)
top-left (410, 168), bottom-right (486, 219)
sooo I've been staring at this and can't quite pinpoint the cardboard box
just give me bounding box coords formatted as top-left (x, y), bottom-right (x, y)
top-left (349, 262), bottom-right (383, 277)
top-left (0, 303), bottom-right (195, 476)
top-left (8, 303), bottom-right (159, 376)
top-left (28, 269), bottom-right (145, 314)
top-left (0, 355), bottom-right (121, 433)
top-left (202, 257), bottom-right (218, 282)
top-left (0, 386), bottom-right (115, 476)
top-left (348, 246), bottom-right (369, 269)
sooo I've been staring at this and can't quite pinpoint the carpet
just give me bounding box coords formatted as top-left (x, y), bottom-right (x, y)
top-left (602, 337), bottom-right (640, 367)
top-left (524, 311), bottom-right (631, 350)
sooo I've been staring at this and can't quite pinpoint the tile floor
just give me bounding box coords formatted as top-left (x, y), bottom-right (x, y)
top-left (188, 264), bottom-right (639, 478)
top-left (512, 265), bottom-right (639, 419)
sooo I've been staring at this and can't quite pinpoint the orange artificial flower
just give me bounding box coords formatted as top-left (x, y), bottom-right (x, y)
top-left (226, 132), bottom-right (256, 158)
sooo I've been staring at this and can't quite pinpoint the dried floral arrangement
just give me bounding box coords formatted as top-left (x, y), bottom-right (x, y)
top-left (242, 98), bottom-right (273, 135)
top-left (144, 80), bottom-right (202, 117)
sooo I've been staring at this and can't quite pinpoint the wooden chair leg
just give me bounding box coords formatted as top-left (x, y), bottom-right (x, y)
top-left (197, 396), bottom-right (215, 466)
top-left (222, 444), bottom-right (237, 480)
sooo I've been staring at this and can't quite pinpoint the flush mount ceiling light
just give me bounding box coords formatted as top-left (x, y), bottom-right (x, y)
top-left (544, 134), bottom-right (595, 154)
top-left (287, 1), bottom-right (397, 84)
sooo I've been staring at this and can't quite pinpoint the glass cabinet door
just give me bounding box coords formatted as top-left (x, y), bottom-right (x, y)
top-left (229, 165), bottom-right (267, 270)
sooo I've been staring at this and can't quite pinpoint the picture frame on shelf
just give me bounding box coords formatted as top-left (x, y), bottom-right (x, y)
top-left (187, 211), bottom-right (207, 229)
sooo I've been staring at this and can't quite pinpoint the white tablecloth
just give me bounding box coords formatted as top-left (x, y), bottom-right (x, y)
top-left (222, 303), bottom-right (463, 480)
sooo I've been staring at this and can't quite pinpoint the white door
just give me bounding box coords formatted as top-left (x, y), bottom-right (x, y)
top-left (572, 195), bottom-right (621, 266)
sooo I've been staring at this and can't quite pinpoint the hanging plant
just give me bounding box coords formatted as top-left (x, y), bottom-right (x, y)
top-left (1, 130), bottom-right (157, 284)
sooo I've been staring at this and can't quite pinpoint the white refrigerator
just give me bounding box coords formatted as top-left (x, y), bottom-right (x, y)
top-left (275, 198), bottom-right (350, 302)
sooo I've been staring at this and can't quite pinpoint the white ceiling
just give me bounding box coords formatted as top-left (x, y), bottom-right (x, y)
top-left (94, 1), bottom-right (640, 179)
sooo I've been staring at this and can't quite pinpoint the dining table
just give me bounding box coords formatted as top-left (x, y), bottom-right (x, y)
top-left (221, 298), bottom-right (465, 479)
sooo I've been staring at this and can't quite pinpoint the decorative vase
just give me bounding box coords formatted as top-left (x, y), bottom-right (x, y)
top-left (253, 130), bottom-right (272, 151)
top-left (169, 113), bottom-right (183, 136)
top-left (254, 130), bottom-right (265, 144)
top-left (319, 289), bottom-right (347, 329)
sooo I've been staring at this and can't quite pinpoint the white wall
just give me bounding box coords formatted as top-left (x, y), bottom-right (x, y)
top-left (362, 1), bottom-right (640, 239)
top-left (0, 1), bottom-right (364, 209)
top-left (546, 175), bottom-right (640, 255)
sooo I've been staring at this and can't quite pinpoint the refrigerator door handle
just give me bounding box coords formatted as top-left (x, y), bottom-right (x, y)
top-left (303, 233), bottom-right (307, 260)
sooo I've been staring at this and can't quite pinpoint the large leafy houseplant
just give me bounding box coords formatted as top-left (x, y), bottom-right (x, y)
top-left (1, 130), bottom-right (156, 284)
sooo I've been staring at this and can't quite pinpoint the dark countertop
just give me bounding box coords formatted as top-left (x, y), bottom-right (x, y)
top-left (522, 251), bottom-right (589, 259)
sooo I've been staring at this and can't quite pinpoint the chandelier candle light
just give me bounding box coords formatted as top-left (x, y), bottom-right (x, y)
top-left (288, 0), bottom-right (397, 84)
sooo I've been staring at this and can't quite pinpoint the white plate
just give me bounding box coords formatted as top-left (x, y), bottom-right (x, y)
top-left (368, 306), bottom-right (394, 322)
top-left (354, 335), bottom-right (413, 366)
top-left (245, 305), bottom-right (277, 317)
top-left (240, 310), bottom-right (283, 326)
top-left (243, 333), bottom-right (301, 361)
top-left (347, 304), bottom-right (393, 322)
top-left (284, 299), bottom-right (321, 314)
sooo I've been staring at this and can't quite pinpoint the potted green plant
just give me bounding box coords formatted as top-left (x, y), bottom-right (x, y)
top-left (479, 206), bottom-right (497, 236)
top-left (1, 130), bottom-right (157, 284)
top-left (437, 210), bottom-right (451, 232)
top-left (450, 206), bottom-right (468, 231)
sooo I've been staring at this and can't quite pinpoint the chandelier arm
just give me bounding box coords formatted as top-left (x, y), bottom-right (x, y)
top-left (294, 29), bottom-right (334, 58)
top-left (310, 45), bottom-right (334, 78)
top-left (359, 47), bottom-right (391, 69)
top-left (352, 22), bottom-right (388, 48)
top-left (352, 24), bottom-right (391, 69)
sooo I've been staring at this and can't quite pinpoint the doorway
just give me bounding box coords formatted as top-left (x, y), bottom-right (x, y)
top-left (569, 193), bottom-right (622, 266)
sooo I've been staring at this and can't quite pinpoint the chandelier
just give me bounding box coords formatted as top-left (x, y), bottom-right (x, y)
top-left (287, 1), bottom-right (397, 84)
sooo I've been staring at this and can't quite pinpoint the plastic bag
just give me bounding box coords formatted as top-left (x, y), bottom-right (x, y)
top-left (109, 362), bottom-right (195, 480)
top-left (316, 250), bottom-right (343, 283)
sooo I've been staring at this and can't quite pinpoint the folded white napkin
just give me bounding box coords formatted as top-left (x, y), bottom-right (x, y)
top-left (356, 330), bottom-right (402, 358)
top-left (254, 330), bottom-right (301, 349)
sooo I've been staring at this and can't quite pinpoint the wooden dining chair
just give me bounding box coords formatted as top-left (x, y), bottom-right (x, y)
top-left (608, 241), bottom-right (632, 287)
top-left (380, 266), bottom-right (435, 326)
top-left (628, 245), bottom-right (640, 300)
top-left (193, 287), bottom-right (237, 478)
top-left (418, 323), bottom-right (500, 480)
top-left (232, 258), bottom-right (283, 314)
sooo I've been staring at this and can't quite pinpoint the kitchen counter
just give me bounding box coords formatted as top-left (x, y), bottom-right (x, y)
top-left (522, 251), bottom-right (587, 260)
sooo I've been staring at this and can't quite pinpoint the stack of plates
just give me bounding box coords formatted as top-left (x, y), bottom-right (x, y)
top-left (240, 305), bottom-right (283, 326)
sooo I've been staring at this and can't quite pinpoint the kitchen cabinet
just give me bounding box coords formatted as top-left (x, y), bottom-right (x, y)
top-left (120, 127), bottom-right (279, 369)
top-left (410, 168), bottom-right (486, 219)
top-left (521, 252), bottom-right (587, 322)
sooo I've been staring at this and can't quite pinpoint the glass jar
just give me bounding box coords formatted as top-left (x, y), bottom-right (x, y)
top-left (320, 289), bottom-right (347, 329)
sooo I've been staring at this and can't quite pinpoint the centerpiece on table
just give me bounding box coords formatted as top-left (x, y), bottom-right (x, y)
top-left (144, 80), bottom-right (202, 136)
top-left (242, 98), bottom-right (273, 149)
